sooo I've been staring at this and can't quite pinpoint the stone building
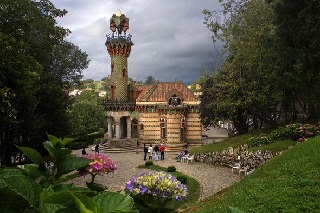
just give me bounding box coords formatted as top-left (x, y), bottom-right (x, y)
top-left (104, 10), bottom-right (202, 151)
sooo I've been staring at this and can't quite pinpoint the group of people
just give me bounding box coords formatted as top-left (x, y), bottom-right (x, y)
top-left (81, 144), bottom-right (100, 156)
top-left (144, 143), bottom-right (166, 161)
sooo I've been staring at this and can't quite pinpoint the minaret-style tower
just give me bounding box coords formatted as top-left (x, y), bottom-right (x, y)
top-left (105, 10), bottom-right (135, 140)
top-left (105, 10), bottom-right (133, 102)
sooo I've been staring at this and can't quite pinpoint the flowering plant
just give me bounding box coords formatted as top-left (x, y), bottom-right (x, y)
top-left (286, 123), bottom-right (318, 140)
top-left (125, 171), bottom-right (188, 212)
top-left (78, 153), bottom-right (116, 184)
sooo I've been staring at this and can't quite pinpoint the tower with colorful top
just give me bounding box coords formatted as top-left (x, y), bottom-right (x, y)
top-left (106, 10), bottom-right (133, 103)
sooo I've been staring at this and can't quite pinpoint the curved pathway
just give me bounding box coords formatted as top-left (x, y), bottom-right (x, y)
top-left (71, 150), bottom-right (240, 200)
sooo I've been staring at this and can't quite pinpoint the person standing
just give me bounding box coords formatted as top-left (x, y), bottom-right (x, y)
top-left (154, 144), bottom-right (159, 161)
top-left (148, 144), bottom-right (153, 160)
top-left (143, 143), bottom-right (148, 161)
top-left (159, 144), bottom-right (166, 160)
top-left (95, 144), bottom-right (100, 153)
top-left (82, 148), bottom-right (87, 156)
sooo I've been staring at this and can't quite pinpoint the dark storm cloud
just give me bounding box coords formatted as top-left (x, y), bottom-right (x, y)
top-left (51, 0), bottom-right (221, 83)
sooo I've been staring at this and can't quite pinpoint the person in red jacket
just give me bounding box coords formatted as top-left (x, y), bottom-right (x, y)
top-left (159, 144), bottom-right (166, 160)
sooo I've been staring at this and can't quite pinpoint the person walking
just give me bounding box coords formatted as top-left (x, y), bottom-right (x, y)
top-left (148, 144), bottom-right (153, 160)
top-left (143, 143), bottom-right (148, 161)
top-left (154, 144), bottom-right (159, 161)
top-left (159, 144), bottom-right (166, 160)
top-left (95, 144), bottom-right (100, 153)
top-left (82, 148), bottom-right (87, 156)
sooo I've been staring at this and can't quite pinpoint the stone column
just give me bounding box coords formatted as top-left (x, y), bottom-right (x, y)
top-left (107, 117), bottom-right (112, 139)
top-left (127, 117), bottom-right (131, 139)
top-left (115, 121), bottom-right (120, 139)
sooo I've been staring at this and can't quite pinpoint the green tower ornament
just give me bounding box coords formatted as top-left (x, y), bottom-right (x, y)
top-left (110, 10), bottom-right (129, 36)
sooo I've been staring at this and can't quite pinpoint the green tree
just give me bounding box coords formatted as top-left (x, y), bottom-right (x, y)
top-left (269, 0), bottom-right (320, 119)
top-left (69, 91), bottom-right (106, 138)
top-left (145, 76), bottom-right (155, 85)
top-left (0, 0), bottom-right (89, 166)
top-left (201, 0), bottom-right (282, 133)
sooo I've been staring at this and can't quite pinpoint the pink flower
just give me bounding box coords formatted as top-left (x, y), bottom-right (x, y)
top-left (306, 131), bottom-right (313, 136)
top-left (79, 153), bottom-right (116, 177)
top-left (298, 137), bottom-right (305, 142)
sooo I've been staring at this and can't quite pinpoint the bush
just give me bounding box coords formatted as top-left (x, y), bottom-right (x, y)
top-left (248, 123), bottom-right (320, 147)
top-left (145, 160), bottom-right (153, 166)
top-left (248, 134), bottom-right (273, 147)
top-left (67, 141), bottom-right (86, 150)
top-left (177, 175), bottom-right (188, 184)
top-left (167, 166), bottom-right (176, 172)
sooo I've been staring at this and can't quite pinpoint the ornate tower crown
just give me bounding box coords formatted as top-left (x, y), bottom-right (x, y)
top-left (105, 10), bottom-right (134, 102)
top-left (109, 9), bottom-right (129, 37)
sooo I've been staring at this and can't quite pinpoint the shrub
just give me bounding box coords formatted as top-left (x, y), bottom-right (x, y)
top-left (125, 171), bottom-right (188, 211)
top-left (177, 175), bottom-right (188, 184)
top-left (286, 123), bottom-right (319, 140)
top-left (248, 123), bottom-right (319, 147)
top-left (167, 166), bottom-right (176, 172)
top-left (67, 141), bottom-right (86, 150)
top-left (269, 126), bottom-right (291, 140)
top-left (145, 160), bottom-right (153, 166)
top-left (248, 134), bottom-right (273, 147)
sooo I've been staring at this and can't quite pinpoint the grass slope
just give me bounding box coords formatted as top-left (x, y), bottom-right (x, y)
top-left (191, 137), bottom-right (320, 212)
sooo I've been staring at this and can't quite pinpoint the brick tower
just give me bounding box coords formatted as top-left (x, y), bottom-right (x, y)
top-left (106, 10), bottom-right (133, 102)
top-left (105, 10), bottom-right (135, 140)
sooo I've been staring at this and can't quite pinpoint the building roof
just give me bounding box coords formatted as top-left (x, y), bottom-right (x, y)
top-left (135, 81), bottom-right (197, 102)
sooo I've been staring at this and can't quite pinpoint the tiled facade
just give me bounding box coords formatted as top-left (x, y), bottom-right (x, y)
top-left (104, 11), bottom-right (202, 150)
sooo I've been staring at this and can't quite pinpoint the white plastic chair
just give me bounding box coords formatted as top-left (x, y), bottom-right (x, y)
top-left (181, 155), bottom-right (189, 163)
top-left (239, 167), bottom-right (248, 176)
top-left (181, 154), bottom-right (189, 163)
top-left (232, 163), bottom-right (241, 173)
top-left (187, 155), bottom-right (194, 163)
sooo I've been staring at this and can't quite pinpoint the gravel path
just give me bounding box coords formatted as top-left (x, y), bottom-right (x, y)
top-left (71, 149), bottom-right (240, 201)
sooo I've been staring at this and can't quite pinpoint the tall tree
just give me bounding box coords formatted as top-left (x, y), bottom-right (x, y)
top-left (269, 0), bottom-right (320, 119)
top-left (201, 0), bottom-right (282, 133)
top-left (0, 0), bottom-right (89, 166)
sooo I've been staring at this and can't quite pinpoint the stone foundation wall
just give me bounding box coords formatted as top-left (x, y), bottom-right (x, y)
top-left (194, 145), bottom-right (282, 171)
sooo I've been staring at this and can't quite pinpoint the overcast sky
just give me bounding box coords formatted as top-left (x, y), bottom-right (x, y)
top-left (50, 0), bottom-right (221, 84)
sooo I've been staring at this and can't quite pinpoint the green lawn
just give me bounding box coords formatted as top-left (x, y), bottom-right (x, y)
top-left (189, 128), bottom-right (277, 154)
top-left (188, 137), bottom-right (320, 212)
top-left (248, 139), bottom-right (297, 153)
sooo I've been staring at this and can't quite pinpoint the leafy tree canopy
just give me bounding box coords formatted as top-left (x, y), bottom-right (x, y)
top-left (0, 0), bottom-right (89, 166)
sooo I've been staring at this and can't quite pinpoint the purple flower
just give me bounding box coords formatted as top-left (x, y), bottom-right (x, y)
top-left (125, 179), bottom-right (135, 192)
top-left (125, 171), bottom-right (188, 206)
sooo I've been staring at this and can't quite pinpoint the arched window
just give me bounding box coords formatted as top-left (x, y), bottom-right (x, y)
top-left (180, 117), bottom-right (186, 142)
top-left (111, 85), bottom-right (115, 100)
top-left (160, 118), bottom-right (166, 139)
top-left (111, 63), bottom-right (114, 73)
top-left (123, 68), bottom-right (127, 78)
top-left (181, 117), bottom-right (186, 128)
top-left (129, 90), bottom-right (134, 101)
